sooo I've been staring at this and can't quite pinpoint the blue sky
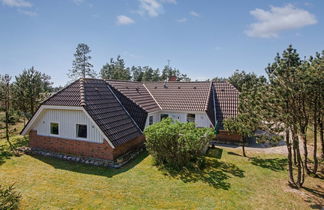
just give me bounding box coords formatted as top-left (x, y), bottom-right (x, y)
top-left (0, 0), bottom-right (323, 86)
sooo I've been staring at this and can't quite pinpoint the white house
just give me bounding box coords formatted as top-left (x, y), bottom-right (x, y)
top-left (21, 78), bottom-right (239, 162)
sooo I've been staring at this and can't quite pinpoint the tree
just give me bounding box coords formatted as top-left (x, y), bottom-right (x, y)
top-left (152, 69), bottom-right (160, 81)
top-left (263, 45), bottom-right (305, 188)
top-left (161, 65), bottom-right (190, 81)
top-left (223, 76), bottom-right (265, 157)
top-left (68, 43), bottom-right (96, 79)
top-left (307, 52), bottom-right (324, 172)
top-left (212, 77), bottom-right (227, 82)
top-left (1, 74), bottom-right (15, 152)
top-left (224, 115), bottom-right (253, 157)
top-left (228, 70), bottom-right (260, 92)
top-left (142, 66), bottom-right (154, 81)
top-left (12, 67), bottom-right (53, 119)
top-left (100, 55), bottom-right (131, 80)
top-left (131, 66), bottom-right (144, 81)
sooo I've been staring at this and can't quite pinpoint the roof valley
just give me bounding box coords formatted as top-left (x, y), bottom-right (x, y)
top-left (106, 83), bottom-right (143, 133)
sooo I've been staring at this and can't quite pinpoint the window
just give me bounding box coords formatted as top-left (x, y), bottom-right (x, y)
top-left (76, 124), bottom-right (87, 138)
top-left (149, 116), bottom-right (153, 125)
top-left (50, 122), bottom-right (59, 135)
top-left (187, 114), bottom-right (195, 123)
top-left (160, 114), bottom-right (169, 120)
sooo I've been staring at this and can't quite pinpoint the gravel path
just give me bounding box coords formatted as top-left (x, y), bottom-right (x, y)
top-left (214, 143), bottom-right (288, 155)
top-left (215, 141), bottom-right (322, 157)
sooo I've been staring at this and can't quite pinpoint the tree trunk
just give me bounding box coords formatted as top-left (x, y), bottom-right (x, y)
top-left (242, 137), bottom-right (247, 157)
top-left (293, 129), bottom-right (304, 188)
top-left (320, 121), bottom-right (324, 159)
top-left (5, 110), bottom-right (14, 152)
top-left (30, 97), bottom-right (34, 116)
top-left (313, 117), bottom-right (318, 174)
top-left (293, 144), bottom-right (297, 165)
top-left (286, 130), bottom-right (295, 185)
top-left (301, 131), bottom-right (310, 174)
top-left (5, 82), bottom-right (15, 152)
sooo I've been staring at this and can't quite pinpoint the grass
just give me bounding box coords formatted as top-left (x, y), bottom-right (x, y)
top-left (1, 117), bottom-right (323, 209)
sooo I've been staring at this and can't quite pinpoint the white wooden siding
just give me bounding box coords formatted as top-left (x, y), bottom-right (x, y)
top-left (144, 111), bottom-right (213, 128)
top-left (145, 112), bottom-right (160, 127)
top-left (195, 113), bottom-right (212, 128)
top-left (34, 109), bottom-right (104, 143)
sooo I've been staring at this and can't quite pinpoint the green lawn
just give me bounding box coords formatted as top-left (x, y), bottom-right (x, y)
top-left (0, 118), bottom-right (323, 209)
top-left (0, 141), bottom-right (323, 209)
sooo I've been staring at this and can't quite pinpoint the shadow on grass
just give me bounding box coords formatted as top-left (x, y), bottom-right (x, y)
top-left (31, 151), bottom-right (149, 178)
top-left (303, 186), bottom-right (324, 198)
top-left (0, 136), bottom-right (28, 165)
top-left (303, 186), bottom-right (324, 209)
top-left (161, 158), bottom-right (245, 190)
top-left (249, 157), bottom-right (288, 171)
top-left (227, 151), bottom-right (242, 156)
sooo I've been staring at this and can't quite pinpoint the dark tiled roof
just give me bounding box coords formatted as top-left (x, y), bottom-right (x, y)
top-left (144, 81), bottom-right (211, 111)
top-left (26, 78), bottom-right (239, 145)
top-left (82, 79), bottom-right (142, 146)
top-left (43, 80), bottom-right (81, 106)
top-left (106, 80), bottom-right (160, 112)
top-left (214, 82), bottom-right (239, 126)
top-left (106, 81), bottom-right (150, 131)
top-left (40, 79), bottom-right (143, 147)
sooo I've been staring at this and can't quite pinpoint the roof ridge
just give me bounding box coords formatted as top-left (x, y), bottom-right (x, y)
top-left (105, 79), bottom-right (141, 83)
top-left (79, 78), bottom-right (86, 106)
top-left (143, 81), bottom-right (210, 84)
top-left (142, 83), bottom-right (162, 110)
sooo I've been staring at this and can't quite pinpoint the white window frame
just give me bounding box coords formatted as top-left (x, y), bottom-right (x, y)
top-left (76, 124), bottom-right (88, 139)
top-left (160, 114), bottom-right (169, 121)
top-left (149, 115), bottom-right (154, 125)
top-left (49, 122), bottom-right (60, 136)
top-left (187, 113), bottom-right (196, 123)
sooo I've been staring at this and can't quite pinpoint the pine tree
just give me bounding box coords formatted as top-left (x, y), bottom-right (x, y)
top-left (68, 43), bottom-right (96, 79)
top-left (100, 55), bottom-right (131, 80)
top-left (1, 74), bottom-right (15, 152)
top-left (12, 67), bottom-right (52, 119)
top-left (264, 45), bottom-right (305, 188)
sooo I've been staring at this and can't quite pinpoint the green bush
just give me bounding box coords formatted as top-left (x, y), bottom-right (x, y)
top-left (0, 184), bottom-right (21, 210)
top-left (144, 118), bottom-right (214, 169)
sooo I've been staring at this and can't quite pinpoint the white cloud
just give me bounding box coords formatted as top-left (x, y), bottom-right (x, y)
top-left (246, 4), bottom-right (317, 38)
top-left (1, 0), bottom-right (31, 7)
top-left (138, 0), bottom-right (163, 17)
top-left (161, 0), bottom-right (176, 4)
top-left (116, 15), bottom-right (135, 25)
top-left (177, 17), bottom-right (187, 23)
top-left (190, 11), bottom-right (199, 17)
top-left (18, 9), bottom-right (37, 16)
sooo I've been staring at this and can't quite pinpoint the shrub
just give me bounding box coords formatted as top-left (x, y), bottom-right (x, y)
top-left (144, 118), bottom-right (214, 169)
top-left (0, 184), bottom-right (21, 210)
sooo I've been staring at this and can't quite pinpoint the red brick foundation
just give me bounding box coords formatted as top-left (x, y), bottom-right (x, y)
top-left (29, 130), bottom-right (144, 160)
